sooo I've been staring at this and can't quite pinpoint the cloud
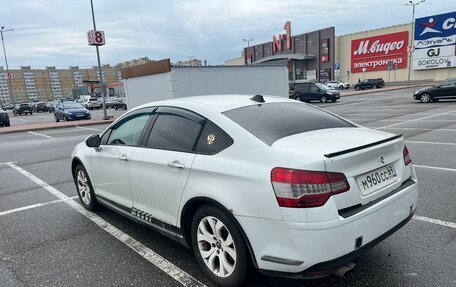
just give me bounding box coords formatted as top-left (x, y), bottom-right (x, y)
top-left (0, 0), bottom-right (453, 67)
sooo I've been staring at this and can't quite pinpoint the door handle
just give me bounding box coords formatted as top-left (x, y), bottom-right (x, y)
top-left (167, 160), bottom-right (185, 169)
top-left (118, 154), bottom-right (129, 161)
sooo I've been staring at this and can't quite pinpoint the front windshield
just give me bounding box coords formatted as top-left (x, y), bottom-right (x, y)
top-left (316, 83), bottom-right (330, 91)
top-left (63, 102), bottom-right (84, 109)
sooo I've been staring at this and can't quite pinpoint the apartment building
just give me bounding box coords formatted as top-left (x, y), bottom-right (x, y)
top-left (0, 57), bottom-right (153, 104)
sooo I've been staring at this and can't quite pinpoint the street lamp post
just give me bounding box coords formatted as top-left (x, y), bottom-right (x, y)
top-left (89, 0), bottom-right (108, 120)
top-left (1, 26), bottom-right (14, 103)
top-left (405, 0), bottom-right (425, 86)
top-left (243, 38), bottom-right (253, 47)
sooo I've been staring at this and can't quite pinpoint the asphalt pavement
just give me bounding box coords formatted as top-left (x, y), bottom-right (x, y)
top-left (1, 88), bottom-right (455, 286)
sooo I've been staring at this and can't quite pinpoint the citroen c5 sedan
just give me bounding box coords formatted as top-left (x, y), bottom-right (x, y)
top-left (71, 95), bottom-right (418, 287)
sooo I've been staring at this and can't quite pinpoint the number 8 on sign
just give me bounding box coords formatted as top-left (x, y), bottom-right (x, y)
top-left (87, 30), bottom-right (106, 46)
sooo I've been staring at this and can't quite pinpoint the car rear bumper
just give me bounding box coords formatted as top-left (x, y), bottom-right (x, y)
top-left (236, 177), bottom-right (418, 275)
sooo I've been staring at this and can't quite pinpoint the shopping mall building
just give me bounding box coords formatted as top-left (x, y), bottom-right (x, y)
top-left (241, 10), bottom-right (455, 84)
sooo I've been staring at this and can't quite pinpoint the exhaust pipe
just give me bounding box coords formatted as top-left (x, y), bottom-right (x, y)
top-left (334, 262), bottom-right (356, 278)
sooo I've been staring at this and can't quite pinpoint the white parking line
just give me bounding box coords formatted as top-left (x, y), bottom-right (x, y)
top-left (6, 162), bottom-right (206, 287)
top-left (0, 196), bottom-right (78, 216)
top-left (76, 126), bottom-right (104, 132)
top-left (413, 165), bottom-right (456, 172)
top-left (27, 131), bottom-right (53, 139)
top-left (406, 140), bottom-right (456, 147)
top-left (413, 215), bottom-right (456, 230)
top-left (380, 109), bottom-right (456, 128)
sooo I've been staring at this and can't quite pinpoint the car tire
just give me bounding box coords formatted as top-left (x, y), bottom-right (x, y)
top-left (339, 85), bottom-right (344, 90)
top-left (373, 85), bottom-right (377, 89)
top-left (420, 93), bottom-right (431, 103)
top-left (114, 106), bottom-right (118, 110)
top-left (13, 111), bottom-right (16, 116)
top-left (355, 86), bottom-right (360, 90)
top-left (320, 96), bottom-right (327, 103)
top-left (74, 164), bottom-right (98, 211)
top-left (123, 104), bottom-right (127, 110)
top-left (55, 115), bottom-right (59, 122)
top-left (30, 112), bottom-right (33, 115)
top-left (294, 96), bottom-right (301, 102)
top-left (191, 205), bottom-right (248, 287)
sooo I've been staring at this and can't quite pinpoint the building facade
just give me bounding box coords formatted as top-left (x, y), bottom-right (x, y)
top-left (0, 58), bottom-right (153, 104)
top-left (244, 22), bottom-right (335, 82)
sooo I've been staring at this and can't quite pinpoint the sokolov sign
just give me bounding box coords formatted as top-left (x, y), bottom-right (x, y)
top-left (413, 11), bottom-right (456, 70)
top-left (351, 31), bottom-right (409, 73)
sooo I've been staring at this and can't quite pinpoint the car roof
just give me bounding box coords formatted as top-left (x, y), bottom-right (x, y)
top-left (136, 95), bottom-right (295, 113)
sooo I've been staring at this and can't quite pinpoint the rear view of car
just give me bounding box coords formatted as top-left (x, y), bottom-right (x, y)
top-left (13, 103), bottom-right (33, 116)
top-left (71, 95), bottom-right (417, 286)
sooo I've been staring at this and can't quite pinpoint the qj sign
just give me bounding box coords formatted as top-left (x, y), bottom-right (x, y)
top-left (351, 31), bottom-right (408, 73)
top-left (413, 11), bottom-right (456, 70)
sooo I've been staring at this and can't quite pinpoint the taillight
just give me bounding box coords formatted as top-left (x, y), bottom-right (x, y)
top-left (403, 146), bottom-right (412, 166)
top-left (271, 168), bottom-right (350, 208)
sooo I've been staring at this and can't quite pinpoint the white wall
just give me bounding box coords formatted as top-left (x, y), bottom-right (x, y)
top-left (124, 72), bottom-right (172, 108)
top-left (170, 66), bottom-right (289, 98)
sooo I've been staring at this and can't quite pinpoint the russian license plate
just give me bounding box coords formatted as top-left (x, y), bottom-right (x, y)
top-left (76, 114), bottom-right (84, 117)
top-left (357, 164), bottom-right (397, 196)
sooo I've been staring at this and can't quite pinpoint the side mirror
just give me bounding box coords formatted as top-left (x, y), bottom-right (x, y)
top-left (85, 134), bottom-right (101, 148)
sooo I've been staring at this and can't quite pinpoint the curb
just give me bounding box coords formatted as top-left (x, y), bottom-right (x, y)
top-left (0, 119), bottom-right (115, 135)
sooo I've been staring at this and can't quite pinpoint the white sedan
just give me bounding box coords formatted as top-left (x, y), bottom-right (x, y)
top-left (326, 80), bottom-right (350, 89)
top-left (71, 95), bottom-right (418, 286)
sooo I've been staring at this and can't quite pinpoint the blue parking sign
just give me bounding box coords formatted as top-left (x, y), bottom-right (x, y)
top-left (335, 63), bottom-right (340, 70)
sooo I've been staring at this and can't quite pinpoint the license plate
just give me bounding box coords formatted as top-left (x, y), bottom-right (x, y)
top-left (76, 114), bottom-right (84, 117)
top-left (356, 164), bottom-right (397, 195)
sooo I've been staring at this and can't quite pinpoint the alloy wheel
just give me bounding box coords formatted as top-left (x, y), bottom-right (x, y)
top-left (420, 93), bottom-right (431, 103)
top-left (196, 216), bottom-right (237, 278)
top-left (76, 170), bottom-right (91, 205)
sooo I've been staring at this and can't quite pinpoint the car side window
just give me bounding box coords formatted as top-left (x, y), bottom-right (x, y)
top-left (195, 121), bottom-right (233, 155)
top-left (310, 85), bottom-right (319, 92)
top-left (107, 113), bottom-right (151, 146)
top-left (146, 112), bottom-right (203, 153)
top-left (440, 81), bottom-right (452, 87)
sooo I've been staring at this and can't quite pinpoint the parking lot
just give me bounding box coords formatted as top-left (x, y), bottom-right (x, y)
top-left (1, 87), bottom-right (455, 287)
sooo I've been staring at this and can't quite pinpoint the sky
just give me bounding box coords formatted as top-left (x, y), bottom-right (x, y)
top-left (0, 0), bottom-right (453, 68)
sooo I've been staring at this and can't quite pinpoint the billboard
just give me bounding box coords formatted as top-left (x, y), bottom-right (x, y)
top-left (351, 31), bottom-right (408, 73)
top-left (413, 11), bottom-right (456, 70)
top-left (321, 39), bottom-right (329, 62)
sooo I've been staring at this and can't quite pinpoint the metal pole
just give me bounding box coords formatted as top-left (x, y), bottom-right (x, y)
top-left (90, 0), bottom-right (108, 120)
top-left (407, 4), bottom-right (415, 86)
top-left (1, 27), bottom-right (14, 103)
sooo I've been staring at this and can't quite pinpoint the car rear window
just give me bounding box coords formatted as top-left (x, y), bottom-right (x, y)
top-left (223, 102), bottom-right (355, 145)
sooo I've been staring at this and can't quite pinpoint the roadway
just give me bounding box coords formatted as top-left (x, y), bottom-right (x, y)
top-left (0, 87), bottom-right (455, 286)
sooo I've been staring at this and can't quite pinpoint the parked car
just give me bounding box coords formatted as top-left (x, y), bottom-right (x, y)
top-left (113, 101), bottom-right (127, 110)
top-left (32, 102), bottom-right (48, 113)
top-left (82, 97), bottom-right (102, 110)
top-left (71, 95), bottom-right (418, 286)
top-left (54, 101), bottom-right (91, 122)
top-left (354, 78), bottom-right (385, 90)
top-left (413, 79), bottom-right (456, 103)
top-left (0, 110), bottom-right (10, 127)
top-left (290, 82), bottom-right (340, 102)
top-left (47, 101), bottom-right (58, 113)
top-left (326, 80), bottom-right (350, 90)
top-left (104, 98), bottom-right (117, 109)
top-left (13, 103), bottom-right (33, 116)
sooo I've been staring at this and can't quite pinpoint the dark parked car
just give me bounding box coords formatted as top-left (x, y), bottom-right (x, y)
top-left (289, 82), bottom-right (340, 103)
top-left (54, 101), bottom-right (91, 122)
top-left (413, 79), bottom-right (456, 103)
top-left (32, 102), bottom-right (48, 113)
top-left (354, 78), bottom-right (385, 90)
top-left (13, 103), bottom-right (33, 116)
top-left (0, 110), bottom-right (10, 127)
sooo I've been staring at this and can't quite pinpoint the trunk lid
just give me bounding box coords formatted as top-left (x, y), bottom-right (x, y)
top-left (272, 127), bottom-right (411, 211)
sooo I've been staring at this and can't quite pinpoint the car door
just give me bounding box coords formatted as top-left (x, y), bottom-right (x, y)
top-left (435, 80), bottom-right (456, 98)
top-left (55, 103), bottom-right (62, 120)
top-left (129, 107), bottom-right (204, 225)
top-left (310, 84), bottom-right (321, 100)
top-left (90, 108), bottom-right (154, 208)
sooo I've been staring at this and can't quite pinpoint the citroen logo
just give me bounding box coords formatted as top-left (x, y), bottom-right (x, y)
top-left (378, 156), bottom-right (385, 165)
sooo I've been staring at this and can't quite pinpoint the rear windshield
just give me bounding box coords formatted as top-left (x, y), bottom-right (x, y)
top-left (223, 102), bottom-right (355, 145)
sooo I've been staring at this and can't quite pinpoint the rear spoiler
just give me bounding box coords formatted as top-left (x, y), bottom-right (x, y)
top-left (324, 134), bottom-right (403, 158)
